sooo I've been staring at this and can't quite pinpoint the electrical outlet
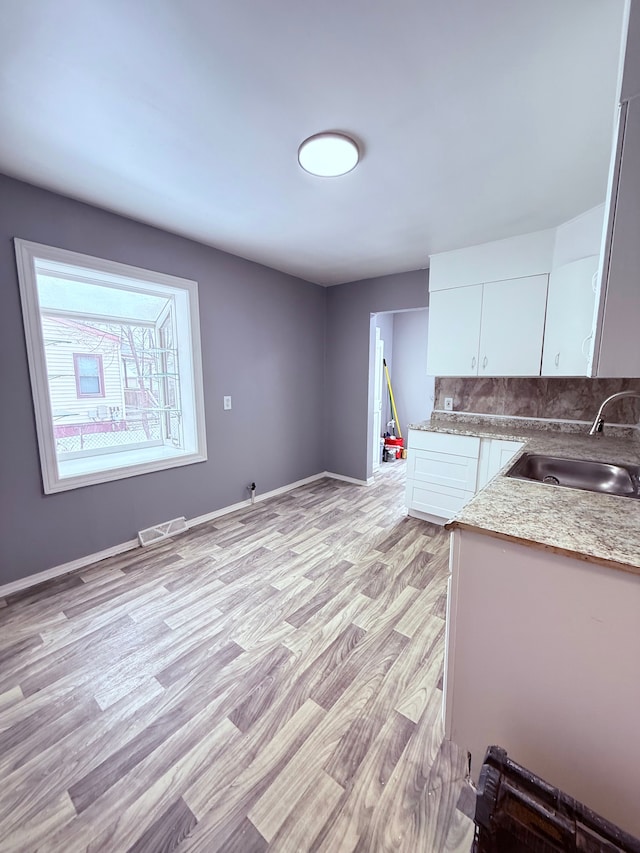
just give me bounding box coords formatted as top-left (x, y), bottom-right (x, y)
top-left (223, 395), bottom-right (232, 410)
top-left (444, 397), bottom-right (453, 411)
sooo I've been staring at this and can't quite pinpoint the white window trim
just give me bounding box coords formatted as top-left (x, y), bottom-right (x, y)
top-left (14, 238), bottom-right (208, 494)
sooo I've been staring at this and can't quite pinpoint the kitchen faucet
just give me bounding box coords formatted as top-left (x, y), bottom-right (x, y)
top-left (588, 390), bottom-right (640, 435)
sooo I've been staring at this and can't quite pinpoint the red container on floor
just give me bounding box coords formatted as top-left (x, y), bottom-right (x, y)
top-left (384, 437), bottom-right (404, 458)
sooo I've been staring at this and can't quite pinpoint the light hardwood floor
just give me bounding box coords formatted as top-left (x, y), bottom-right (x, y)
top-left (0, 462), bottom-right (475, 852)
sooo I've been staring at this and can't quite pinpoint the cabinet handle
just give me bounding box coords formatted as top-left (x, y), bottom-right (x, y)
top-left (582, 333), bottom-right (593, 360)
top-left (471, 356), bottom-right (476, 369)
top-left (555, 352), bottom-right (560, 367)
top-left (482, 356), bottom-right (488, 369)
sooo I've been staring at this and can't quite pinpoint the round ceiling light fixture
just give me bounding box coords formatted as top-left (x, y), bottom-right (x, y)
top-left (298, 132), bottom-right (360, 177)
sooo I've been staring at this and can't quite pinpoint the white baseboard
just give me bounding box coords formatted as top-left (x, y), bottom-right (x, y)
top-left (0, 538), bottom-right (139, 598)
top-left (0, 470), bottom-right (373, 598)
top-left (325, 471), bottom-right (372, 486)
top-left (187, 472), bottom-right (327, 528)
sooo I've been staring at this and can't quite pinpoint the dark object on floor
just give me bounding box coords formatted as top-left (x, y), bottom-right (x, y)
top-left (472, 746), bottom-right (640, 853)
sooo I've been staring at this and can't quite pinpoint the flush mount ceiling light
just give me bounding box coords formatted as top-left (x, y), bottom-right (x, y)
top-left (298, 132), bottom-right (360, 177)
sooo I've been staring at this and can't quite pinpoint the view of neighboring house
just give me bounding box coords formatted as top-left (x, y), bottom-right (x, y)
top-left (41, 314), bottom-right (179, 457)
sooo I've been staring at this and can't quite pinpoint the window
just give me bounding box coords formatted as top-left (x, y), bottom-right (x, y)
top-left (15, 239), bottom-right (207, 493)
top-left (74, 354), bottom-right (105, 398)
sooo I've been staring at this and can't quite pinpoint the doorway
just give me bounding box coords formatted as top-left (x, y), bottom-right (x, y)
top-left (369, 308), bottom-right (435, 479)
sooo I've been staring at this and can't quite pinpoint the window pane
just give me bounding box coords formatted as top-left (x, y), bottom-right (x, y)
top-left (77, 355), bottom-right (100, 377)
top-left (74, 353), bottom-right (103, 397)
top-left (78, 375), bottom-right (101, 395)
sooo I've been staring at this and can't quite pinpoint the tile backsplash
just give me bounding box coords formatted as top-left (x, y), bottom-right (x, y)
top-left (434, 377), bottom-right (640, 424)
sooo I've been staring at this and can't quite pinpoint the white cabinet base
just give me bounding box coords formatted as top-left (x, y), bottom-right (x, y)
top-left (407, 507), bottom-right (447, 525)
top-left (405, 430), bottom-right (480, 522)
top-left (406, 481), bottom-right (475, 523)
top-left (406, 430), bottom-right (522, 522)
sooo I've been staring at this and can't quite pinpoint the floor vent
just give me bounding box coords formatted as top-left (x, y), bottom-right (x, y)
top-left (138, 517), bottom-right (188, 547)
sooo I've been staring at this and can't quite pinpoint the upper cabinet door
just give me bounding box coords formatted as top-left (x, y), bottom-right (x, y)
top-left (426, 285), bottom-right (482, 376)
top-left (621, 0), bottom-right (640, 102)
top-left (478, 275), bottom-right (548, 376)
top-left (542, 256), bottom-right (598, 376)
top-left (591, 1), bottom-right (640, 377)
top-left (594, 97), bottom-right (640, 376)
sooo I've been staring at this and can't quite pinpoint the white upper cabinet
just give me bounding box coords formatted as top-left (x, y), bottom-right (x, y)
top-left (591, 0), bottom-right (640, 377)
top-left (426, 274), bottom-right (548, 377)
top-left (620, 0), bottom-right (640, 102)
top-left (479, 275), bottom-right (548, 377)
top-left (426, 285), bottom-right (482, 376)
top-left (542, 256), bottom-right (599, 376)
top-left (427, 229), bottom-right (554, 377)
top-left (592, 97), bottom-right (640, 376)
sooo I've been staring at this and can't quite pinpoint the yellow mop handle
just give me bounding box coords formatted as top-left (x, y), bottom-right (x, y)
top-left (383, 358), bottom-right (402, 439)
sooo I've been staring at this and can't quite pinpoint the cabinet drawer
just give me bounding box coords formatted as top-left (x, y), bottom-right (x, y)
top-left (408, 448), bottom-right (479, 491)
top-left (408, 430), bottom-right (480, 457)
top-left (406, 482), bottom-right (474, 520)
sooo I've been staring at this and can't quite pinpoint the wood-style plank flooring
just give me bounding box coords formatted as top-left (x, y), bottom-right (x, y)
top-left (0, 462), bottom-right (475, 852)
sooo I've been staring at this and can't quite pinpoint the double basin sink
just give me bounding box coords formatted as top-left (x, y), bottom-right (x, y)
top-left (507, 453), bottom-right (640, 499)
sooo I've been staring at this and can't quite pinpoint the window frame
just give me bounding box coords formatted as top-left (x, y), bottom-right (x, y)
top-left (14, 238), bottom-right (208, 494)
top-left (73, 352), bottom-right (106, 398)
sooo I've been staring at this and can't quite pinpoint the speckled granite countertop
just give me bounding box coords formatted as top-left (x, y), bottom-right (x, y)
top-left (408, 413), bottom-right (640, 574)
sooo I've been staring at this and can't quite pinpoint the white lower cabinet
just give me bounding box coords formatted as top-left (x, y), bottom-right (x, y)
top-left (476, 437), bottom-right (524, 491)
top-left (406, 429), bottom-right (523, 523)
top-left (405, 431), bottom-right (479, 523)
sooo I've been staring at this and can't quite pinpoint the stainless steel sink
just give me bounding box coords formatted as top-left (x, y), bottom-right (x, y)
top-left (506, 453), bottom-right (640, 498)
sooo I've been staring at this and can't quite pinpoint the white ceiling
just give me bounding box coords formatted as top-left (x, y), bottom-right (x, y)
top-left (0, 1), bottom-right (626, 285)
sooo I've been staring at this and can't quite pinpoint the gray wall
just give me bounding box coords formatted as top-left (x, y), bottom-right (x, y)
top-left (325, 270), bottom-right (429, 482)
top-left (392, 309), bottom-right (434, 435)
top-left (0, 175), bottom-right (326, 584)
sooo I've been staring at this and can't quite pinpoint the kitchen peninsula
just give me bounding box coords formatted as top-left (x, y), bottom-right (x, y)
top-left (408, 411), bottom-right (640, 838)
